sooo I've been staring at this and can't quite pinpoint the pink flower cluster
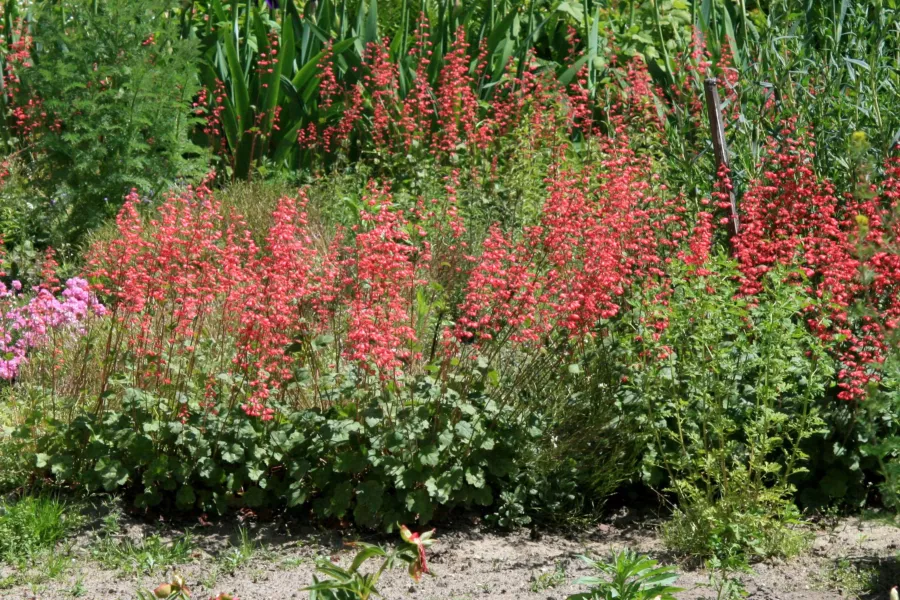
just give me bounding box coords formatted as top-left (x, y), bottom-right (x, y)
top-left (0, 277), bottom-right (105, 380)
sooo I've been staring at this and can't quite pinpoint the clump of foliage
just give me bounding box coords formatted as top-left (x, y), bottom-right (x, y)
top-left (38, 391), bottom-right (540, 529)
top-left (0, 495), bottom-right (77, 565)
top-left (1, 0), bottom-right (204, 248)
top-left (617, 259), bottom-right (829, 564)
top-left (859, 348), bottom-right (900, 515)
top-left (567, 550), bottom-right (682, 600)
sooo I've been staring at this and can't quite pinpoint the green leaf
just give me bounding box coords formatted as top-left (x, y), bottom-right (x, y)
top-left (95, 458), bottom-right (129, 491)
top-left (405, 488), bottom-right (433, 522)
top-left (419, 445), bottom-right (440, 467)
top-left (465, 467), bottom-right (485, 488)
top-left (559, 53), bottom-right (592, 86)
top-left (364, 0), bottom-right (378, 48)
top-left (327, 481), bottom-right (353, 518)
top-left (248, 465), bottom-right (265, 482)
top-left (335, 449), bottom-right (367, 473)
top-left (469, 484), bottom-right (493, 506)
top-left (286, 480), bottom-right (308, 507)
top-left (176, 485), bottom-right (196, 508)
top-left (223, 35), bottom-right (250, 125)
top-left (222, 443), bottom-right (244, 463)
top-left (455, 421), bottom-right (474, 439)
top-left (556, 1), bottom-right (584, 23)
top-left (353, 480), bottom-right (384, 527)
top-left (242, 486), bottom-right (266, 507)
top-left (49, 455), bottom-right (74, 479)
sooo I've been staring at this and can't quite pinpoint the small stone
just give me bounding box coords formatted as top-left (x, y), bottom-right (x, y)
top-left (811, 537), bottom-right (829, 555)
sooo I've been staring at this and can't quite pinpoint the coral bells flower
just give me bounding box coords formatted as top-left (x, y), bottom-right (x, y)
top-left (433, 28), bottom-right (479, 155)
top-left (345, 183), bottom-right (428, 376)
top-left (455, 225), bottom-right (548, 345)
top-left (237, 192), bottom-right (318, 414)
top-left (400, 525), bottom-right (435, 582)
top-left (734, 132), bottom-right (900, 400)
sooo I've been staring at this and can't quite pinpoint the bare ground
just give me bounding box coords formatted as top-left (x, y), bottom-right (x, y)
top-left (3, 508), bottom-right (900, 600)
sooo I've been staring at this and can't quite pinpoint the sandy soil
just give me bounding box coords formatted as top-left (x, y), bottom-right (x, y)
top-left (3, 509), bottom-right (900, 600)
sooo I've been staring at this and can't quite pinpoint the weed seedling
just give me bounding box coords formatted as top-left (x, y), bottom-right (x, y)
top-left (567, 550), bottom-right (682, 600)
top-left (69, 576), bottom-right (86, 597)
top-left (703, 558), bottom-right (748, 600)
top-left (92, 531), bottom-right (194, 575)
top-left (530, 560), bottom-right (568, 592)
top-left (219, 525), bottom-right (261, 573)
top-left (813, 557), bottom-right (877, 599)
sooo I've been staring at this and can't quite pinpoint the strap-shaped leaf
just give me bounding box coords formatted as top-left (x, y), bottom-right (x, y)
top-left (224, 34), bottom-right (251, 126)
top-left (364, 0), bottom-right (379, 49)
top-left (260, 13), bottom-right (293, 143)
top-left (559, 53), bottom-right (592, 87)
top-left (349, 544), bottom-right (387, 573)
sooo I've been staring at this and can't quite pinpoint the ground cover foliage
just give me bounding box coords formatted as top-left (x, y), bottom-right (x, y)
top-left (0, 0), bottom-right (899, 571)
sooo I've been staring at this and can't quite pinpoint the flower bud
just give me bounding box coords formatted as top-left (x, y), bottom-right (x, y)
top-left (399, 524), bottom-right (414, 544)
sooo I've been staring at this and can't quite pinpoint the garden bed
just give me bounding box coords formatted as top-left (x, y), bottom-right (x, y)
top-left (2, 1), bottom-right (900, 599)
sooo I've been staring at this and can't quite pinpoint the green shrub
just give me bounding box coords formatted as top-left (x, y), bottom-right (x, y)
top-left (616, 257), bottom-right (833, 564)
top-left (7, 0), bottom-right (204, 246)
top-left (859, 347), bottom-right (900, 515)
top-left (0, 387), bottom-right (34, 492)
top-left (487, 349), bottom-right (645, 529)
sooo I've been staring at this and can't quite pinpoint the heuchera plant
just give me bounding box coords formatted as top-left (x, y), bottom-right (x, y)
top-left (735, 134), bottom-right (900, 400)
